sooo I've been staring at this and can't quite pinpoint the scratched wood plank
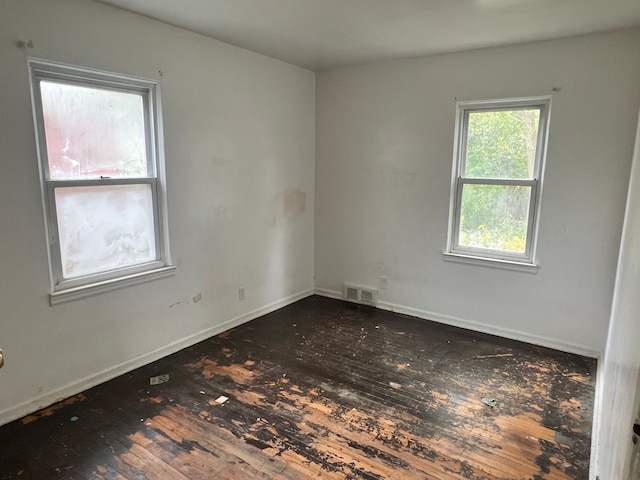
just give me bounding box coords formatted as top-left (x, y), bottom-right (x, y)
top-left (0, 296), bottom-right (595, 479)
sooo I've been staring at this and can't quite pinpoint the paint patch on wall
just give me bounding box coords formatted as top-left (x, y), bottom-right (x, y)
top-left (270, 189), bottom-right (306, 227)
top-left (213, 205), bottom-right (232, 220)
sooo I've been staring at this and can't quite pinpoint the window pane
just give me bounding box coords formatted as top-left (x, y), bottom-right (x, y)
top-left (458, 184), bottom-right (531, 253)
top-left (464, 109), bottom-right (540, 179)
top-left (40, 81), bottom-right (148, 179)
top-left (55, 185), bottom-right (156, 279)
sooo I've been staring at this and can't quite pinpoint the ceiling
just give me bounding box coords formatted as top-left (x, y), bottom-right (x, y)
top-left (98, 0), bottom-right (640, 71)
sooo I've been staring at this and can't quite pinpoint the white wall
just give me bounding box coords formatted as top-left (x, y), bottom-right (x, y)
top-left (0, 0), bottom-right (315, 424)
top-left (596, 109), bottom-right (640, 479)
top-left (315, 29), bottom-right (640, 356)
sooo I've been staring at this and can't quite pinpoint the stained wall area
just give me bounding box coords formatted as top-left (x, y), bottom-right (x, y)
top-left (0, 0), bottom-right (315, 423)
top-left (315, 29), bottom-right (640, 356)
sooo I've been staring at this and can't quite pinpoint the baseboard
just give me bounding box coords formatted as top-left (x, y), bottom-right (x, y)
top-left (0, 288), bottom-right (314, 427)
top-left (314, 288), bottom-right (600, 358)
top-left (313, 287), bottom-right (343, 300)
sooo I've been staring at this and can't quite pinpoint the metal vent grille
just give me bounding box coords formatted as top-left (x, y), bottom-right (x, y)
top-left (343, 284), bottom-right (377, 306)
top-left (360, 289), bottom-right (376, 305)
top-left (345, 286), bottom-right (359, 302)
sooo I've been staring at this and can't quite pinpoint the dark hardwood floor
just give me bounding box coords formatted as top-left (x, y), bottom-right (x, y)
top-left (0, 296), bottom-right (596, 479)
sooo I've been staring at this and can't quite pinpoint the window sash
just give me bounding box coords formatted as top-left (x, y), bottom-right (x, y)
top-left (459, 104), bottom-right (546, 181)
top-left (31, 69), bottom-right (157, 180)
top-left (45, 178), bottom-right (163, 290)
top-left (452, 178), bottom-right (538, 261)
top-left (447, 97), bottom-right (551, 265)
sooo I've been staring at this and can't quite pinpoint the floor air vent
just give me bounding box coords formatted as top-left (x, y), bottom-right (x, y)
top-left (360, 289), bottom-right (376, 305)
top-left (343, 284), bottom-right (377, 306)
top-left (345, 285), bottom-right (359, 302)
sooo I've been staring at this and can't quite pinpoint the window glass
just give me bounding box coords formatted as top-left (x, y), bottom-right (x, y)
top-left (464, 109), bottom-right (540, 180)
top-left (54, 184), bottom-right (156, 278)
top-left (458, 184), bottom-right (531, 253)
top-left (40, 81), bottom-right (148, 179)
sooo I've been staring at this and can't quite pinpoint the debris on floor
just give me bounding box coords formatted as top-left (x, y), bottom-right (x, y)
top-left (70, 416), bottom-right (78, 422)
top-left (215, 395), bottom-right (229, 405)
top-left (149, 374), bottom-right (169, 385)
top-left (555, 431), bottom-right (574, 446)
top-left (481, 397), bottom-right (498, 408)
top-left (474, 353), bottom-right (514, 359)
top-left (389, 382), bottom-right (401, 389)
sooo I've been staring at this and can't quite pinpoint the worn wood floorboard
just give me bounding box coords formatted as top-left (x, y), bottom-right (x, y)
top-left (0, 296), bottom-right (595, 479)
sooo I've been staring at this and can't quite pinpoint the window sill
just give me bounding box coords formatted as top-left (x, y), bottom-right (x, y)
top-left (442, 252), bottom-right (538, 273)
top-left (50, 265), bottom-right (176, 305)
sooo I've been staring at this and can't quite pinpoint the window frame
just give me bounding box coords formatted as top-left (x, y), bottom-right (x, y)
top-left (444, 96), bottom-right (551, 270)
top-left (28, 59), bottom-right (174, 304)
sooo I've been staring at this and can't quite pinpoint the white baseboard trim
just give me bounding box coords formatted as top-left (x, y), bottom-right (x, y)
top-left (314, 288), bottom-right (600, 358)
top-left (314, 287), bottom-right (343, 300)
top-left (0, 288), bottom-right (314, 427)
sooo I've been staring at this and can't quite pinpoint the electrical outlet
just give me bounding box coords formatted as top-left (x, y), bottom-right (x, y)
top-left (238, 287), bottom-right (245, 301)
top-left (379, 276), bottom-right (388, 290)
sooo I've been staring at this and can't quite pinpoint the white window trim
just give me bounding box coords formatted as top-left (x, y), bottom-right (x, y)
top-left (444, 96), bottom-right (551, 270)
top-left (28, 58), bottom-right (174, 304)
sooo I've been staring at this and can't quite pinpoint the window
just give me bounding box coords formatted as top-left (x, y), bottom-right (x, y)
top-left (29, 59), bottom-right (174, 304)
top-left (445, 97), bottom-right (551, 269)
